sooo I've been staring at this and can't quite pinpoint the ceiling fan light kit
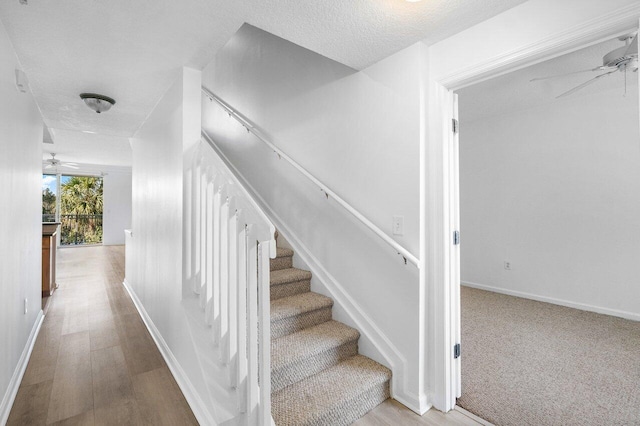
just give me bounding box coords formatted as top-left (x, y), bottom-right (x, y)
top-left (44, 153), bottom-right (79, 170)
top-left (532, 33), bottom-right (638, 98)
top-left (79, 93), bottom-right (116, 114)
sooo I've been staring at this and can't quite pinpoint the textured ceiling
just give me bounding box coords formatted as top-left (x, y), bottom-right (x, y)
top-left (458, 36), bottom-right (639, 123)
top-left (0, 0), bottom-right (527, 167)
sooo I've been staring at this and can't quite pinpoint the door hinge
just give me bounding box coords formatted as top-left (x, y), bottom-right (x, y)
top-left (453, 230), bottom-right (460, 245)
top-left (454, 343), bottom-right (461, 359)
top-left (452, 118), bottom-right (459, 134)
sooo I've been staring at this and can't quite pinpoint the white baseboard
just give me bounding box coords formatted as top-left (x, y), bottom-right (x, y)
top-left (0, 310), bottom-right (44, 425)
top-left (462, 281), bottom-right (640, 322)
top-left (204, 138), bottom-right (426, 414)
top-left (122, 279), bottom-right (216, 426)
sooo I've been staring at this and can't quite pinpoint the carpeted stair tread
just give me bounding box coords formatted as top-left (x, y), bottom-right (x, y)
top-left (271, 321), bottom-right (360, 393)
top-left (271, 248), bottom-right (295, 271)
top-left (270, 292), bottom-right (333, 322)
top-left (275, 247), bottom-right (294, 258)
top-left (270, 268), bottom-right (311, 286)
top-left (271, 355), bottom-right (391, 426)
top-left (272, 320), bottom-right (359, 367)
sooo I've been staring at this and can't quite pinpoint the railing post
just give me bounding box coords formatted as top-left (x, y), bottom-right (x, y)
top-left (212, 185), bottom-right (223, 345)
top-left (226, 200), bottom-right (238, 384)
top-left (192, 156), bottom-right (202, 294)
top-left (236, 223), bottom-right (248, 414)
top-left (257, 242), bottom-right (271, 426)
top-left (246, 226), bottom-right (259, 424)
top-left (220, 195), bottom-right (231, 363)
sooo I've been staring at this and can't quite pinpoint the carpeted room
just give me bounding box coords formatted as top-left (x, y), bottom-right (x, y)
top-left (455, 35), bottom-right (640, 425)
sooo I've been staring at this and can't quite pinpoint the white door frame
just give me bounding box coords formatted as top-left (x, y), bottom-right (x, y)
top-left (426, 10), bottom-right (640, 413)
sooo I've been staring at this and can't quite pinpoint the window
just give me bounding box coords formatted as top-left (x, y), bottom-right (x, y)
top-left (42, 174), bottom-right (104, 245)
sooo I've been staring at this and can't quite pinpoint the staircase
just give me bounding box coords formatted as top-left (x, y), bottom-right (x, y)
top-left (269, 244), bottom-right (391, 426)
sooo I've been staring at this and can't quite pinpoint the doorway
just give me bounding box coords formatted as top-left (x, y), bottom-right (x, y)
top-left (452, 35), bottom-right (640, 424)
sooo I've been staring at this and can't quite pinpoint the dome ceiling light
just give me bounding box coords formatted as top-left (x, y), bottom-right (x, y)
top-left (79, 93), bottom-right (116, 114)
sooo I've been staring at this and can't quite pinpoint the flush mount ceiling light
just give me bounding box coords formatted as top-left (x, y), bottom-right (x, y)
top-left (79, 93), bottom-right (116, 114)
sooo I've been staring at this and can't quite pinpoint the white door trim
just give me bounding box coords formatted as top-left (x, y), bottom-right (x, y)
top-left (426, 4), bottom-right (640, 413)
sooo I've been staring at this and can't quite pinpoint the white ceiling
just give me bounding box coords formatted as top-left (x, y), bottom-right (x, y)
top-left (0, 0), bottom-right (527, 168)
top-left (458, 36), bottom-right (639, 123)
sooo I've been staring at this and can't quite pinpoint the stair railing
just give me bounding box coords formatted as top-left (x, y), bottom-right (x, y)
top-left (186, 138), bottom-right (276, 426)
top-left (201, 86), bottom-right (419, 267)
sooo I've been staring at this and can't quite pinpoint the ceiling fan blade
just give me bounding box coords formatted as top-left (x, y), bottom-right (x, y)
top-left (64, 162), bottom-right (79, 166)
top-left (624, 34), bottom-right (638, 56)
top-left (44, 164), bottom-right (53, 169)
top-left (60, 163), bottom-right (79, 169)
top-left (556, 70), bottom-right (617, 98)
top-left (530, 66), bottom-right (606, 82)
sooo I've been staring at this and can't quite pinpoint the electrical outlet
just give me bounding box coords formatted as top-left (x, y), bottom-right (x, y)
top-left (392, 216), bottom-right (404, 236)
top-left (24, 298), bottom-right (28, 315)
top-left (504, 261), bottom-right (511, 270)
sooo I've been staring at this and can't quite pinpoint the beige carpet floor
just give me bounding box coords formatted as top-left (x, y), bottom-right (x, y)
top-left (458, 286), bottom-right (640, 426)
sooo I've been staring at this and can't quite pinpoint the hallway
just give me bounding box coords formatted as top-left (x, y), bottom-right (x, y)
top-left (7, 246), bottom-right (197, 425)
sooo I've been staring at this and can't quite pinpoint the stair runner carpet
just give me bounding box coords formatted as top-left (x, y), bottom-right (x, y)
top-left (270, 246), bottom-right (391, 426)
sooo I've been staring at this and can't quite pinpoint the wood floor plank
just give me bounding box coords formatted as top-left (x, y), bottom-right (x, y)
top-left (6, 379), bottom-right (54, 425)
top-left (48, 410), bottom-right (95, 425)
top-left (93, 400), bottom-right (144, 426)
top-left (21, 324), bottom-right (62, 386)
top-left (354, 399), bottom-right (483, 426)
top-left (90, 326), bottom-right (120, 351)
top-left (47, 332), bottom-right (94, 424)
top-left (132, 367), bottom-right (198, 426)
top-left (91, 345), bottom-right (134, 409)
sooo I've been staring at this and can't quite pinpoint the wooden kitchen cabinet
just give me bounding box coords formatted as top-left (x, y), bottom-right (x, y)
top-left (42, 223), bottom-right (60, 297)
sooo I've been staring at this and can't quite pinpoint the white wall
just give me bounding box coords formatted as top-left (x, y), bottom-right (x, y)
top-left (0, 17), bottom-right (44, 423)
top-left (129, 67), bottom-right (223, 424)
top-left (459, 86), bottom-right (640, 319)
top-left (102, 171), bottom-right (132, 245)
top-left (202, 24), bottom-right (424, 411)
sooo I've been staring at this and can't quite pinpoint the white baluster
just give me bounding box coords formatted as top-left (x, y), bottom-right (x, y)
top-left (220, 195), bottom-right (230, 358)
top-left (211, 186), bottom-right (223, 344)
top-left (257, 242), bottom-right (271, 426)
top-left (184, 163), bottom-right (192, 288)
top-left (199, 171), bottom-right (208, 303)
top-left (236, 223), bottom-right (248, 414)
top-left (193, 158), bottom-right (202, 294)
top-left (246, 227), bottom-right (259, 424)
top-left (227, 201), bottom-right (238, 385)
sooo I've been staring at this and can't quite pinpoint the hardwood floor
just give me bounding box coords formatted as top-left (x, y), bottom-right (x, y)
top-left (355, 400), bottom-right (486, 426)
top-left (7, 245), bottom-right (197, 426)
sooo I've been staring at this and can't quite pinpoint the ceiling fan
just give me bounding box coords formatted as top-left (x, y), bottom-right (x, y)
top-left (531, 33), bottom-right (638, 98)
top-left (44, 153), bottom-right (79, 170)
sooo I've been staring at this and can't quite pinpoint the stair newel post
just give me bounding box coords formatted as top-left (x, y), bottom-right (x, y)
top-left (257, 239), bottom-right (272, 426)
top-left (246, 224), bottom-right (260, 424)
top-left (226, 198), bottom-right (239, 383)
top-left (236, 220), bottom-right (248, 414)
top-left (220, 191), bottom-right (231, 361)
